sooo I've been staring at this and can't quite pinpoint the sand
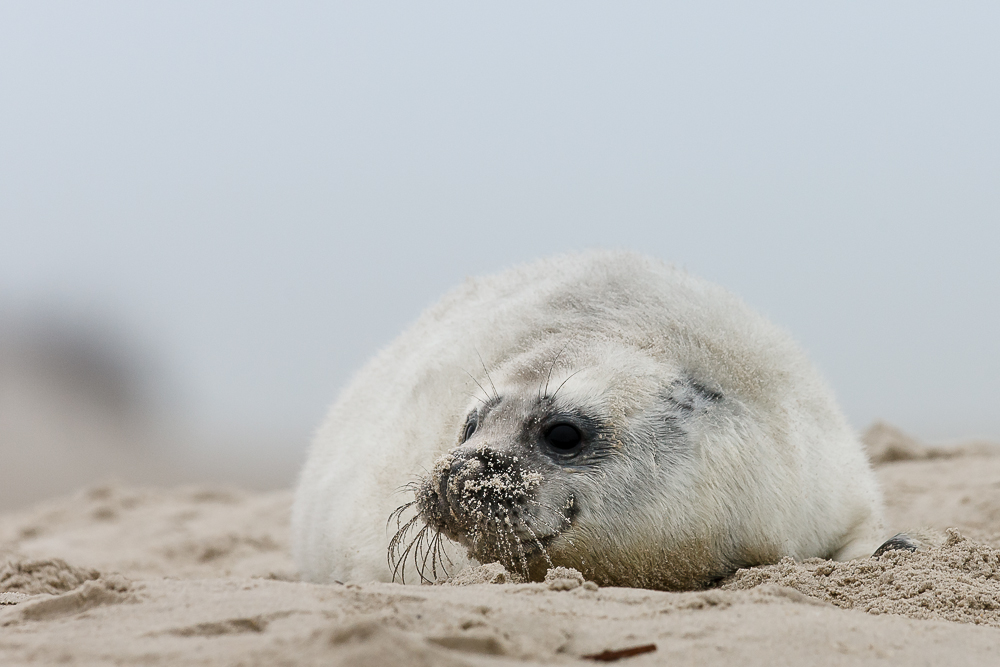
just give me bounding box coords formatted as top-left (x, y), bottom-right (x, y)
top-left (3, 424), bottom-right (1000, 666)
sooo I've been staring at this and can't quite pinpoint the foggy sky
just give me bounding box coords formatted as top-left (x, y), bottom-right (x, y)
top-left (2, 1), bottom-right (998, 447)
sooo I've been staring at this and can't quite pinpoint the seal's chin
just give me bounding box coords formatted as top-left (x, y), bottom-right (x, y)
top-left (444, 505), bottom-right (571, 582)
top-left (389, 447), bottom-right (575, 581)
top-left (460, 505), bottom-right (567, 564)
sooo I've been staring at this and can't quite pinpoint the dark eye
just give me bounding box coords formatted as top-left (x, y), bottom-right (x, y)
top-left (544, 423), bottom-right (582, 452)
top-left (462, 415), bottom-right (478, 442)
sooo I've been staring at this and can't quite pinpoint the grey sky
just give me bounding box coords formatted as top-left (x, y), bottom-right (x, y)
top-left (2, 2), bottom-right (998, 446)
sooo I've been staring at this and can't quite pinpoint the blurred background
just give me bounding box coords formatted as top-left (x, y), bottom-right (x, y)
top-left (2, 2), bottom-right (998, 510)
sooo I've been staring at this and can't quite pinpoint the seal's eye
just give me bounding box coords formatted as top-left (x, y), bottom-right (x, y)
top-left (544, 423), bottom-right (582, 452)
top-left (462, 415), bottom-right (478, 442)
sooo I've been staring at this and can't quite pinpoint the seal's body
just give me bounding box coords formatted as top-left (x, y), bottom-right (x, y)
top-left (293, 251), bottom-right (885, 589)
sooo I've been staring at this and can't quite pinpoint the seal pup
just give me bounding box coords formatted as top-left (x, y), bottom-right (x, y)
top-left (292, 250), bottom-right (888, 589)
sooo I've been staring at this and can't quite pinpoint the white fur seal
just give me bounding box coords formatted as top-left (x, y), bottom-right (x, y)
top-left (293, 250), bottom-right (889, 590)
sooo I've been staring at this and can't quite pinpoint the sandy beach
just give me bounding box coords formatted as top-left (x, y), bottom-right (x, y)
top-left (3, 424), bottom-right (1000, 666)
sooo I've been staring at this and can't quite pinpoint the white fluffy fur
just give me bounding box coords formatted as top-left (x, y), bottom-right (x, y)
top-left (293, 250), bottom-right (885, 586)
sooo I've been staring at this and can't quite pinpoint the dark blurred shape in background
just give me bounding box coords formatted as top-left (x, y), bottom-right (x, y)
top-left (0, 309), bottom-right (301, 510)
top-left (1, 311), bottom-right (157, 427)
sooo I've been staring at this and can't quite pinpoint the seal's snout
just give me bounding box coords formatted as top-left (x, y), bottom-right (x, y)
top-left (416, 445), bottom-right (544, 546)
top-left (446, 449), bottom-right (483, 485)
top-left (393, 441), bottom-right (567, 582)
top-left (414, 450), bottom-right (471, 537)
top-left (430, 450), bottom-right (484, 523)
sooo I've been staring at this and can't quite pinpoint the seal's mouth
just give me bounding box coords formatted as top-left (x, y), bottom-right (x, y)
top-left (388, 448), bottom-right (573, 582)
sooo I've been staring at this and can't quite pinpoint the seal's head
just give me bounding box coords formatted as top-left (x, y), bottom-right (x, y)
top-left (390, 339), bottom-right (766, 590)
top-left (414, 394), bottom-right (584, 580)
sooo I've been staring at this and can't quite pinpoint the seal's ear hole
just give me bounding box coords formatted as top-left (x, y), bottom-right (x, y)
top-left (668, 376), bottom-right (723, 415)
top-left (544, 423), bottom-right (583, 451)
top-left (462, 414), bottom-right (478, 442)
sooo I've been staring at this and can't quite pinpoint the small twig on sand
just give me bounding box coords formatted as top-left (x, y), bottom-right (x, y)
top-left (582, 643), bottom-right (657, 662)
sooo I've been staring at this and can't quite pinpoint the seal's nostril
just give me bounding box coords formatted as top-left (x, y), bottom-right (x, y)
top-left (448, 452), bottom-right (486, 480)
top-left (446, 456), bottom-right (471, 488)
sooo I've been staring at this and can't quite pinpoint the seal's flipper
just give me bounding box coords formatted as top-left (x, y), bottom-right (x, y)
top-left (872, 533), bottom-right (919, 557)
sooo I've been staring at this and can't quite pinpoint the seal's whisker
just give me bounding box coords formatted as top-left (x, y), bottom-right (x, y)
top-left (388, 511), bottom-right (427, 584)
top-left (463, 391), bottom-right (489, 407)
top-left (524, 496), bottom-right (572, 522)
top-left (463, 369), bottom-right (493, 405)
top-left (487, 508), bottom-right (513, 569)
top-left (540, 340), bottom-right (573, 401)
top-left (388, 510), bottom-right (421, 555)
top-left (417, 525), bottom-right (441, 583)
top-left (392, 534), bottom-right (417, 584)
top-left (501, 506), bottom-right (531, 578)
top-left (428, 531), bottom-right (443, 580)
top-left (522, 521), bottom-right (555, 570)
top-left (431, 530), bottom-right (453, 580)
top-left (391, 535), bottom-right (415, 583)
top-left (498, 527), bottom-right (516, 572)
top-left (474, 348), bottom-right (500, 402)
top-left (413, 525), bottom-right (431, 583)
top-left (512, 529), bottom-right (531, 579)
top-left (392, 480), bottom-right (423, 496)
top-left (386, 500), bottom-right (417, 531)
top-left (520, 498), bottom-right (572, 536)
top-left (416, 524), bottom-right (442, 584)
top-left (408, 525), bottom-right (427, 583)
top-left (550, 366), bottom-right (589, 401)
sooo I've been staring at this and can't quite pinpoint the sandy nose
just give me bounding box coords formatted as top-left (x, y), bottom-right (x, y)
top-left (434, 452), bottom-right (470, 511)
top-left (446, 454), bottom-right (482, 497)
